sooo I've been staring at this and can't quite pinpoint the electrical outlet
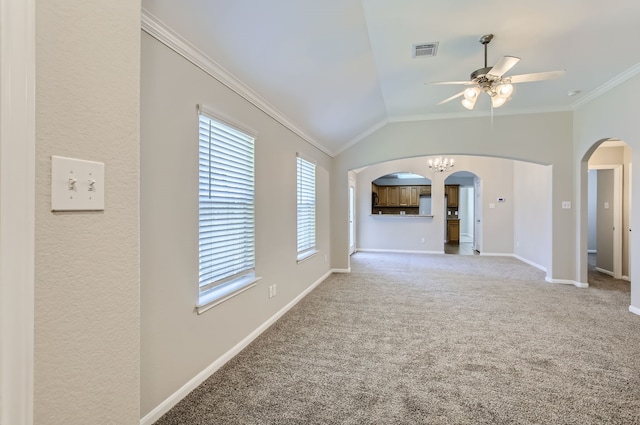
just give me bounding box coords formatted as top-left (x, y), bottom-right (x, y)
top-left (421, 237), bottom-right (425, 243)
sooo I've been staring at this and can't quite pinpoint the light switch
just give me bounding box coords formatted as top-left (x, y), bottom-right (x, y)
top-left (489, 203), bottom-right (495, 209)
top-left (51, 156), bottom-right (105, 211)
top-left (562, 201), bottom-right (571, 209)
top-left (604, 202), bottom-right (610, 209)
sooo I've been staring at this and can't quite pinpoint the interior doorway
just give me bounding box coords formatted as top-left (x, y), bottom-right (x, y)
top-left (349, 184), bottom-right (356, 255)
top-left (444, 171), bottom-right (478, 255)
top-left (584, 139), bottom-right (631, 287)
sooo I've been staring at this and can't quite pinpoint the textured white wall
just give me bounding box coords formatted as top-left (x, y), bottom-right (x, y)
top-left (574, 73), bottom-right (640, 308)
top-left (35, 1), bottom-right (140, 424)
top-left (140, 32), bottom-right (333, 417)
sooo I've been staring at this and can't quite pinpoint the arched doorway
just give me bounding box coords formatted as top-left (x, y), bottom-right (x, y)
top-left (582, 138), bottom-right (632, 290)
top-left (444, 171), bottom-right (479, 255)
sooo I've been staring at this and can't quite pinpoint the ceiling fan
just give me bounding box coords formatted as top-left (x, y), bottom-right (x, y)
top-left (432, 34), bottom-right (565, 110)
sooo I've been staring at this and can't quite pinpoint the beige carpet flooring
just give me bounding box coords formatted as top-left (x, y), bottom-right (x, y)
top-left (155, 252), bottom-right (639, 424)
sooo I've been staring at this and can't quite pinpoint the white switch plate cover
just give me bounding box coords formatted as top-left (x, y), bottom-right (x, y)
top-left (562, 201), bottom-right (571, 209)
top-left (51, 155), bottom-right (105, 211)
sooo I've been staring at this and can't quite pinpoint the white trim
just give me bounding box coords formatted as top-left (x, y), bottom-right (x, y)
top-left (140, 269), bottom-right (333, 425)
top-left (478, 252), bottom-right (513, 257)
top-left (196, 276), bottom-right (261, 315)
top-left (513, 255), bottom-right (547, 272)
top-left (587, 249), bottom-right (597, 254)
top-left (141, 10), bottom-right (333, 158)
top-left (622, 275), bottom-right (630, 282)
top-left (545, 277), bottom-right (588, 288)
top-left (337, 119), bottom-right (389, 156)
top-left (357, 248), bottom-right (445, 255)
top-left (0, 0), bottom-right (35, 423)
top-left (595, 267), bottom-right (614, 277)
top-left (388, 105), bottom-right (572, 124)
top-left (629, 305), bottom-right (640, 316)
top-left (572, 63), bottom-right (640, 110)
top-left (332, 268), bottom-right (352, 273)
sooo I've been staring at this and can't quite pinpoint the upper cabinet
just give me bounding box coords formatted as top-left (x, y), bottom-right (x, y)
top-left (371, 172), bottom-right (432, 215)
top-left (445, 185), bottom-right (459, 208)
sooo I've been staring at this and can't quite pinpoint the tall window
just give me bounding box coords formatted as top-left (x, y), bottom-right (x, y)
top-left (198, 112), bottom-right (255, 309)
top-left (297, 155), bottom-right (316, 261)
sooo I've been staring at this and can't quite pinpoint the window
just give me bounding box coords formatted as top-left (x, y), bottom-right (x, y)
top-left (297, 155), bottom-right (317, 262)
top-left (197, 111), bottom-right (258, 313)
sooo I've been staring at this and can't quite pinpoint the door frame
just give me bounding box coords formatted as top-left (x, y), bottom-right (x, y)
top-left (589, 164), bottom-right (623, 279)
top-left (0, 0), bottom-right (35, 423)
top-left (348, 178), bottom-right (356, 255)
top-left (473, 177), bottom-right (482, 252)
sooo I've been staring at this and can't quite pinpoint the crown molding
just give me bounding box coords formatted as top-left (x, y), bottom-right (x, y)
top-left (141, 10), bottom-right (334, 157)
top-left (388, 105), bottom-right (573, 123)
top-left (571, 63), bottom-right (640, 110)
top-left (335, 118), bottom-right (389, 156)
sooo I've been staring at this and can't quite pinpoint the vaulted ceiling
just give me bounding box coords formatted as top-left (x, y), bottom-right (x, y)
top-left (142, 0), bottom-right (640, 156)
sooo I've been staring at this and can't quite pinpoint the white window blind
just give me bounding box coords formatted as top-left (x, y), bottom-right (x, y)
top-left (198, 113), bottom-right (255, 296)
top-left (297, 155), bottom-right (316, 261)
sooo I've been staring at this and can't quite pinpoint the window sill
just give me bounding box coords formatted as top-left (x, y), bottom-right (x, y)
top-left (297, 249), bottom-right (318, 264)
top-left (196, 275), bottom-right (261, 315)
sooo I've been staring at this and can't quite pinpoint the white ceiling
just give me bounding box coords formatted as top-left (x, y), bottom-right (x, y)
top-left (142, 0), bottom-right (640, 156)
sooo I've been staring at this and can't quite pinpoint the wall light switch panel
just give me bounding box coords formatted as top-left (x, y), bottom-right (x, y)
top-left (562, 201), bottom-right (571, 209)
top-left (51, 155), bottom-right (105, 211)
top-left (489, 203), bottom-right (496, 209)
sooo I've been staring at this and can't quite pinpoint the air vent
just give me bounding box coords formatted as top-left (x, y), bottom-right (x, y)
top-left (413, 42), bottom-right (439, 58)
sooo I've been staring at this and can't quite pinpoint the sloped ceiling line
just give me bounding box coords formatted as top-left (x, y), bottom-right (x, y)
top-left (141, 10), bottom-right (334, 157)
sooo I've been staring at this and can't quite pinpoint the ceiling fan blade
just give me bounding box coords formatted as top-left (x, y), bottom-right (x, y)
top-left (488, 56), bottom-right (520, 78)
top-left (428, 80), bottom-right (474, 85)
top-left (437, 90), bottom-right (465, 105)
top-left (509, 70), bottom-right (565, 83)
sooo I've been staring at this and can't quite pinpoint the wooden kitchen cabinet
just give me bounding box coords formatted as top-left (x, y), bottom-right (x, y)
top-left (377, 186), bottom-right (388, 206)
top-left (387, 186), bottom-right (399, 206)
top-left (399, 186), bottom-right (410, 206)
top-left (447, 219), bottom-right (460, 244)
top-left (409, 186), bottom-right (420, 206)
top-left (446, 185), bottom-right (459, 208)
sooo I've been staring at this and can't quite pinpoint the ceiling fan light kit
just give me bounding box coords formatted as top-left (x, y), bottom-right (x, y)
top-left (433, 34), bottom-right (564, 111)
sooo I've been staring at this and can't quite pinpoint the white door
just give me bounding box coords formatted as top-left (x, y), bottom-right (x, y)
top-left (473, 177), bottom-right (482, 252)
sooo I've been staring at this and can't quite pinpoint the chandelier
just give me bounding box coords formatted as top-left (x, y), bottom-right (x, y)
top-left (428, 157), bottom-right (454, 173)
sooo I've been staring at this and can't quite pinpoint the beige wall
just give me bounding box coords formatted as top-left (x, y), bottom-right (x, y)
top-left (356, 156), bottom-right (518, 256)
top-left (35, 1), bottom-right (140, 424)
top-left (574, 73), bottom-right (640, 309)
top-left (140, 32), bottom-right (333, 417)
top-left (513, 161), bottom-right (552, 270)
top-left (333, 112), bottom-right (574, 280)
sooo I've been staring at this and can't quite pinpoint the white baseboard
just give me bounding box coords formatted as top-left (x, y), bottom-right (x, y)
top-left (595, 267), bottom-right (614, 277)
top-left (357, 248), bottom-right (445, 255)
top-left (140, 269), bottom-right (333, 425)
top-left (622, 275), bottom-right (630, 282)
top-left (513, 255), bottom-right (546, 272)
top-left (332, 268), bottom-right (351, 273)
top-left (629, 305), bottom-right (640, 316)
top-left (545, 277), bottom-right (588, 288)
top-left (479, 252), bottom-right (513, 257)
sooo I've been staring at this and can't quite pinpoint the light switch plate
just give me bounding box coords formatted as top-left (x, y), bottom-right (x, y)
top-left (51, 155), bottom-right (105, 211)
top-left (562, 201), bottom-right (571, 209)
